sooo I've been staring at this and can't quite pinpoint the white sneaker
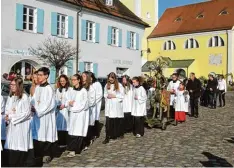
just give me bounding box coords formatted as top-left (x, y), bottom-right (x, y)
top-left (136, 134), bottom-right (141, 138)
top-left (82, 146), bottom-right (89, 151)
top-left (67, 151), bottom-right (76, 158)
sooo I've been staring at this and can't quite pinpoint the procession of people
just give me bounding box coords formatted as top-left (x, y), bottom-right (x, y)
top-left (1, 67), bottom-right (227, 167)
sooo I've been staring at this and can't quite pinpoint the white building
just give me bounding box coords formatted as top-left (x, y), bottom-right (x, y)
top-left (1, 0), bottom-right (149, 83)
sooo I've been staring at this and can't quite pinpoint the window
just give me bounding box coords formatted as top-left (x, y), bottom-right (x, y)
top-left (197, 14), bottom-right (204, 19)
top-left (163, 40), bottom-right (176, 50)
top-left (185, 38), bottom-right (199, 49)
top-left (106, 0), bottom-right (113, 6)
top-left (208, 36), bottom-right (224, 47)
top-left (130, 32), bottom-right (136, 49)
top-left (57, 14), bottom-right (66, 37)
top-left (86, 21), bottom-right (95, 42)
top-left (175, 17), bottom-right (182, 22)
top-left (23, 6), bottom-right (35, 31)
top-left (111, 27), bottom-right (119, 46)
top-left (84, 62), bottom-right (93, 72)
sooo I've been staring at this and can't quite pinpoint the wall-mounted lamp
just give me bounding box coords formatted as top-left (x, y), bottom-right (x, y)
top-left (141, 48), bottom-right (151, 56)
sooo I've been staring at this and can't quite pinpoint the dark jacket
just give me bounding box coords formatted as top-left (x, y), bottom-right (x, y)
top-left (207, 78), bottom-right (218, 93)
top-left (186, 78), bottom-right (201, 99)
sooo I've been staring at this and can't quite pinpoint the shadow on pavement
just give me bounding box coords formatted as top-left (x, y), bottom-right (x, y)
top-left (200, 152), bottom-right (233, 167)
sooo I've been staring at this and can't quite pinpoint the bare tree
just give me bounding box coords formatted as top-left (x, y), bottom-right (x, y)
top-left (29, 37), bottom-right (77, 78)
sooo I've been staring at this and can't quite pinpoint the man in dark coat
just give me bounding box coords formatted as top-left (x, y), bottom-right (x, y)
top-left (186, 73), bottom-right (201, 118)
top-left (207, 74), bottom-right (218, 109)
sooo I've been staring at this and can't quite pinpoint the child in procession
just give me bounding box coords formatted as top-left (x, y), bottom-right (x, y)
top-left (174, 82), bottom-right (190, 125)
top-left (82, 71), bottom-right (96, 149)
top-left (31, 67), bottom-right (58, 165)
top-left (55, 75), bottom-right (72, 148)
top-left (122, 75), bottom-right (133, 133)
top-left (66, 74), bottom-right (89, 157)
top-left (103, 72), bottom-right (124, 144)
top-left (4, 77), bottom-right (34, 167)
top-left (131, 76), bottom-right (147, 138)
top-left (90, 73), bottom-right (103, 138)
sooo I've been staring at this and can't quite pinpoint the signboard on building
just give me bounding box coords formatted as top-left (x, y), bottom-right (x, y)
top-left (2, 48), bottom-right (32, 57)
top-left (209, 54), bottom-right (222, 66)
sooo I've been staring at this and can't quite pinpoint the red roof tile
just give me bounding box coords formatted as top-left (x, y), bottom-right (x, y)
top-left (62, 0), bottom-right (150, 27)
top-left (148, 0), bottom-right (234, 38)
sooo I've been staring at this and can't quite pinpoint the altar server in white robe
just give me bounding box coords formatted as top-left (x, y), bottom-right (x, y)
top-left (103, 72), bottom-right (124, 144)
top-left (122, 75), bottom-right (133, 133)
top-left (66, 74), bottom-right (89, 157)
top-left (82, 72), bottom-right (96, 148)
top-left (1, 95), bottom-right (7, 166)
top-left (90, 73), bottom-right (103, 138)
top-left (167, 73), bottom-right (180, 121)
top-left (55, 75), bottom-right (72, 147)
top-left (131, 76), bottom-right (147, 138)
top-left (31, 67), bottom-right (57, 164)
top-left (4, 77), bottom-right (34, 167)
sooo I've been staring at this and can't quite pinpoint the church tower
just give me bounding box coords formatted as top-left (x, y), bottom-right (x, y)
top-left (120, 0), bottom-right (159, 65)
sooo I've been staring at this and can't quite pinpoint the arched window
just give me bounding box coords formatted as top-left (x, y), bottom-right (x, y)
top-left (163, 40), bottom-right (176, 50)
top-left (185, 38), bottom-right (199, 49)
top-left (208, 36), bottom-right (225, 47)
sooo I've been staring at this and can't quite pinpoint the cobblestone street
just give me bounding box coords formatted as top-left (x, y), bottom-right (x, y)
top-left (45, 93), bottom-right (234, 167)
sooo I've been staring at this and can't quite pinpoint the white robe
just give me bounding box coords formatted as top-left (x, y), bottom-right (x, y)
top-left (174, 90), bottom-right (190, 112)
top-left (55, 87), bottom-right (72, 131)
top-left (32, 85), bottom-right (58, 143)
top-left (93, 82), bottom-right (103, 121)
top-left (4, 94), bottom-right (33, 151)
top-left (104, 83), bottom-right (124, 118)
top-left (123, 85), bottom-right (133, 113)
top-left (1, 95), bottom-right (6, 141)
top-left (87, 85), bottom-right (96, 126)
top-left (131, 86), bottom-right (147, 117)
top-left (167, 80), bottom-right (180, 105)
top-left (67, 88), bottom-right (89, 137)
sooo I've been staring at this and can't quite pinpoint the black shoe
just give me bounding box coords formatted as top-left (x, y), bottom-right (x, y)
top-left (118, 135), bottom-right (124, 139)
top-left (219, 105), bottom-right (222, 107)
top-left (102, 138), bottom-right (109, 144)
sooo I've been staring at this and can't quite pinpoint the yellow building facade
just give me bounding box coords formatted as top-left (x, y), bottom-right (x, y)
top-left (148, 31), bottom-right (229, 78)
top-left (120, 0), bottom-right (158, 64)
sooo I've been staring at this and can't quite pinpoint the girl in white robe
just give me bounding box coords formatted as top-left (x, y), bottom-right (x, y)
top-left (91, 73), bottom-right (103, 138)
top-left (66, 74), bottom-right (89, 157)
top-left (122, 75), bottom-right (133, 133)
top-left (4, 77), bottom-right (34, 166)
top-left (103, 72), bottom-right (124, 144)
top-left (55, 75), bottom-right (72, 147)
top-left (82, 71), bottom-right (96, 149)
top-left (31, 67), bottom-right (57, 165)
top-left (1, 95), bottom-right (7, 166)
top-left (131, 76), bottom-right (147, 138)
top-left (174, 82), bottom-right (190, 124)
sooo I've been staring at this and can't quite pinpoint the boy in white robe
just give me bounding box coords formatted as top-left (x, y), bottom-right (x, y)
top-left (131, 77), bottom-right (147, 138)
top-left (66, 74), bottom-right (89, 157)
top-left (91, 73), bottom-right (103, 138)
top-left (4, 78), bottom-right (34, 166)
top-left (31, 67), bottom-right (57, 165)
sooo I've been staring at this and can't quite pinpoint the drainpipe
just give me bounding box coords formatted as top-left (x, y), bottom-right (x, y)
top-left (226, 30), bottom-right (229, 83)
top-left (76, 7), bottom-right (83, 73)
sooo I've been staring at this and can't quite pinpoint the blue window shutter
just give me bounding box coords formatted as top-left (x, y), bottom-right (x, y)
top-left (68, 16), bottom-right (74, 39)
top-left (49, 66), bottom-right (56, 84)
top-left (37, 8), bottom-right (44, 34)
top-left (118, 29), bottom-right (122, 47)
top-left (67, 60), bottom-right (73, 77)
top-left (93, 63), bottom-right (98, 77)
top-left (51, 12), bottom-right (57, 36)
top-left (95, 23), bottom-right (100, 43)
top-left (81, 19), bottom-right (87, 41)
top-left (127, 31), bottom-right (130, 48)
top-left (79, 62), bottom-right (85, 73)
top-left (107, 26), bottom-right (112, 45)
top-left (16, 3), bottom-right (23, 30)
top-left (136, 33), bottom-right (139, 50)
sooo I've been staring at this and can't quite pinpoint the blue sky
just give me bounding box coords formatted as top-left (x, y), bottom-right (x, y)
top-left (158, 0), bottom-right (209, 18)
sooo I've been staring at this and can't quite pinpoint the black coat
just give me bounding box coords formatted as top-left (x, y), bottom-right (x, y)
top-left (186, 78), bottom-right (201, 99)
top-left (207, 79), bottom-right (218, 93)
